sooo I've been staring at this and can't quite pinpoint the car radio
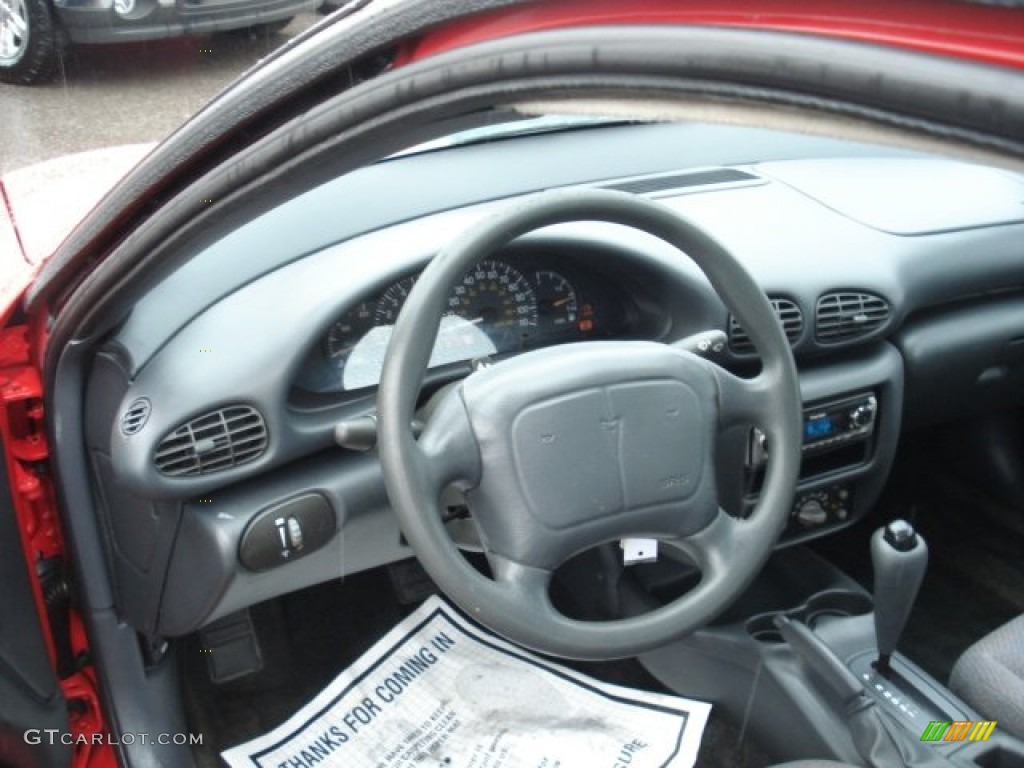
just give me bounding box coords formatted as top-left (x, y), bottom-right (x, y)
top-left (801, 393), bottom-right (878, 452)
top-left (748, 392), bottom-right (877, 464)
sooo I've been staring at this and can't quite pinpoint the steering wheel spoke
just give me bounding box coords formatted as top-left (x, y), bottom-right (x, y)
top-left (662, 508), bottom-right (744, 576)
top-left (488, 554), bottom-right (554, 600)
top-left (417, 401), bottom-right (482, 494)
top-left (707, 364), bottom-right (774, 430)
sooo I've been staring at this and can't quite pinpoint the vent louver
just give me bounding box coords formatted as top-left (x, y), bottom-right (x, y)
top-left (816, 292), bottom-right (890, 342)
top-left (120, 398), bottom-right (151, 436)
top-left (603, 168), bottom-right (756, 195)
top-left (729, 299), bottom-right (803, 354)
top-left (154, 405), bottom-right (267, 477)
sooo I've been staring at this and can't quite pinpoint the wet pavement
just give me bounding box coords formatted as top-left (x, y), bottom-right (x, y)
top-left (1, 12), bottom-right (320, 175)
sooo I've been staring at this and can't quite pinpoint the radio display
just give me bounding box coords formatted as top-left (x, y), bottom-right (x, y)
top-left (804, 416), bottom-right (837, 442)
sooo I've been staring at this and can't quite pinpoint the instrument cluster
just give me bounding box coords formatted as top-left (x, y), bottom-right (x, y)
top-left (295, 254), bottom-right (629, 394)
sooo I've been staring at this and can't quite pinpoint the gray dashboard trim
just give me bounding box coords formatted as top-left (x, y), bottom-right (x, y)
top-left (759, 158), bottom-right (1024, 236)
top-left (115, 125), bottom-right (917, 374)
top-left (153, 344), bottom-right (905, 637)
top-left (159, 451), bottom-right (407, 635)
top-left (106, 156), bottom-right (1024, 501)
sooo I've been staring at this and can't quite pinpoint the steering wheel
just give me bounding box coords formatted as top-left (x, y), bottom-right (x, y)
top-left (377, 189), bottom-right (801, 660)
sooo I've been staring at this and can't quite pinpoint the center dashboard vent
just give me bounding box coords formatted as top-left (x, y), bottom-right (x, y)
top-left (815, 292), bottom-right (890, 342)
top-left (154, 405), bottom-right (268, 477)
top-left (728, 299), bottom-right (804, 354)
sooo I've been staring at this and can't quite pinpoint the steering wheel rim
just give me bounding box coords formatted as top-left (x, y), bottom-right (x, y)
top-left (377, 189), bottom-right (801, 660)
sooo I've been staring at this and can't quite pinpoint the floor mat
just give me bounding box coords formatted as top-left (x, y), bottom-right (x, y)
top-left (183, 569), bottom-right (413, 767)
top-left (221, 596), bottom-right (711, 768)
top-left (182, 566), bottom-right (772, 767)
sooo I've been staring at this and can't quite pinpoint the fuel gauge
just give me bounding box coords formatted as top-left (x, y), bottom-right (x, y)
top-left (535, 270), bottom-right (579, 332)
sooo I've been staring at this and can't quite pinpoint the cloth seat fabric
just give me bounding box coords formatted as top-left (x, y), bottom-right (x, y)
top-left (949, 613), bottom-right (1024, 740)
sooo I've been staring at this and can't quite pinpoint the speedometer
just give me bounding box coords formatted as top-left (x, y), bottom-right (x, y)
top-left (448, 260), bottom-right (537, 347)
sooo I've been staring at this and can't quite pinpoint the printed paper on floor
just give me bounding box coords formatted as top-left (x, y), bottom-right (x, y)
top-left (222, 595), bottom-right (711, 768)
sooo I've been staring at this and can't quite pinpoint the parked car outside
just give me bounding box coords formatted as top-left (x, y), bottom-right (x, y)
top-left (0, 0), bottom-right (320, 84)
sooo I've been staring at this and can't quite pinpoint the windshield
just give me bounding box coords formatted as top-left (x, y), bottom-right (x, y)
top-left (0, 0), bottom-right (639, 270)
top-left (0, 0), bottom-right (620, 175)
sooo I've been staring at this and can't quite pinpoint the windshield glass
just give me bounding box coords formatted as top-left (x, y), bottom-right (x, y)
top-left (0, 0), bottom-right (640, 270)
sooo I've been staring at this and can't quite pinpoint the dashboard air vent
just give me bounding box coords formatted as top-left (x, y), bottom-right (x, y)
top-left (604, 168), bottom-right (756, 195)
top-left (816, 292), bottom-right (890, 342)
top-left (154, 405), bottom-right (267, 477)
top-left (729, 299), bottom-right (803, 354)
top-left (120, 398), bottom-right (151, 436)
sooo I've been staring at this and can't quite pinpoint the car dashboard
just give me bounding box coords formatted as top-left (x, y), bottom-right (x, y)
top-left (81, 121), bottom-right (1024, 640)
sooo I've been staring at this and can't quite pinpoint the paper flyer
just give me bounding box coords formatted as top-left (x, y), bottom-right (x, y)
top-left (222, 595), bottom-right (711, 768)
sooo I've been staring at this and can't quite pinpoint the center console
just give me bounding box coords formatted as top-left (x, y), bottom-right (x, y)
top-left (635, 343), bottom-right (1024, 765)
top-left (717, 343), bottom-right (905, 545)
top-left (633, 535), bottom-right (1024, 767)
top-left (748, 391), bottom-right (877, 529)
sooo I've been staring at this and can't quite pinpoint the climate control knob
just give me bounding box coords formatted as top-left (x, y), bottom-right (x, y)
top-left (796, 499), bottom-right (828, 527)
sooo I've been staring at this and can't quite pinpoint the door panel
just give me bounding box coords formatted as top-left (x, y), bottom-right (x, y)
top-left (0, 438), bottom-right (70, 768)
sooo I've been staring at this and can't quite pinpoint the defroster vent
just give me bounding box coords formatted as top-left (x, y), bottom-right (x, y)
top-left (816, 292), bottom-right (890, 342)
top-left (154, 405), bottom-right (267, 477)
top-left (729, 298), bottom-right (803, 354)
top-left (603, 168), bottom-right (757, 195)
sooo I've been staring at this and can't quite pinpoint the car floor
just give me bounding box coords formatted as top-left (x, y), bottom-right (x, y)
top-left (182, 569), bottom-right (409, 768)
top-left (181, 566), bottom-right (773, 767)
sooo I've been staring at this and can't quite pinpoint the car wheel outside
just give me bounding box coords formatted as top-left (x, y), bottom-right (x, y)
top-left (0, 0), bottom-right (60, 85)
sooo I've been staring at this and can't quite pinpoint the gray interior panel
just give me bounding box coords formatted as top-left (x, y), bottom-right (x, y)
top-left (759, 158), bottom-right (1024, 235)
top-left (158, 451), bottom-right (407, 635)
top-left (81, 141), bottom-right (1024, 637)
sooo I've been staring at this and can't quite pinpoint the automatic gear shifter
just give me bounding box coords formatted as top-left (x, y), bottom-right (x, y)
top-left (871, 519), bottom-right (928, 674)
top-left (777, 521), bottom-right (955, 767)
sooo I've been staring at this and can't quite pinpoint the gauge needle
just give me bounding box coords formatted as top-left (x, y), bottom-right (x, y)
top-left (552, 297), bottom-right (573, 307)
top-left (441, 316), bottom-right (485, 331)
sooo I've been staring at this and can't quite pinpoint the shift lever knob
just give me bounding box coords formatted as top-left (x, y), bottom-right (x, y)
top-left (871, 520), bottom-right (928, 673)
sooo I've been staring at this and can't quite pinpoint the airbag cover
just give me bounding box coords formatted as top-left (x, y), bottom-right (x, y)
top-left (460, 341), bottom-right (719, 567)
top-left (513, 380), bottom-right (703, 529)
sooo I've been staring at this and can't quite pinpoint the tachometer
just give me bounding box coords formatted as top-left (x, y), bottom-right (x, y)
top-left (324, 300), bottom-right (377, 364)
top-left (448, 260), bottom-right (537, 347)
top-left (375, 275), bottom-right (417, 326)
top-left (534, 270), bottom-right (579, 332)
